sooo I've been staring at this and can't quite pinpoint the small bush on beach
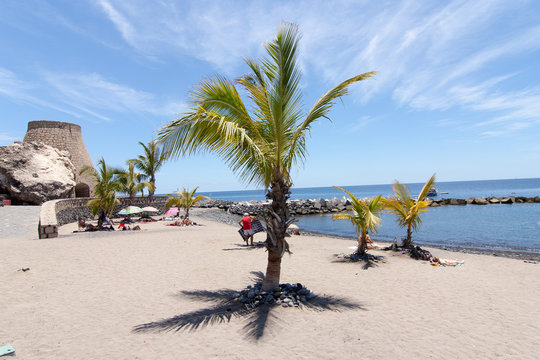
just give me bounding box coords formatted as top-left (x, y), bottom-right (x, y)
top-left (165, 186), bottom-right (207, 219)
top-left (332, 186), bottom-right (384, 256)
top-left (383, 174), bottom-right (436, 248)
top-left (80, 157), bottom-right (123, 225)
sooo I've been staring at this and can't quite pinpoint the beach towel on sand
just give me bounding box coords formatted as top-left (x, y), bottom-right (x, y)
top-left (0, 344), bottom-right (15, 356)
top-left (238, 219), bottom-right (266, 240)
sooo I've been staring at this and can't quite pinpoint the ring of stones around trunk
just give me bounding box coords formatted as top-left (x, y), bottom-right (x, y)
top-left (234, 282), bottom-right (315, 309)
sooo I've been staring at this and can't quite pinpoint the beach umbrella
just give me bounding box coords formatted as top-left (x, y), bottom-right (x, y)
top-left (288, 224), bottom-right (299, 229)
top-left (141, 206), bottom-right (159, 213)
top-left (164, 208), bottom-right (180, 215)
top-left (118, 206), bottom-right (143, 215)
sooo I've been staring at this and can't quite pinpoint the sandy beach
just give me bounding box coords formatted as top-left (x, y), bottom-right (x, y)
top-left (1, 206), bottom-right (539, 359)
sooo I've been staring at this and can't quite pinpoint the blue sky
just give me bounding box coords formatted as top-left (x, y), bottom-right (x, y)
top-left (1, 0), bottom-right (539, 193)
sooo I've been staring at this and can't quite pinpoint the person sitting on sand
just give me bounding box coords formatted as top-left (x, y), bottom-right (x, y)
top-left (182, 217), bottom-right (192, 226)
top-left (78, 217), bottom-right (86, 231)
top-left (362, 233), bottom-right (379, 249)
top-left (104, 216), bottom-right (114, 228)
top-left (239, 213), bottom-right (255, 246)
top-left (118, 222), bottom-right (131, 231)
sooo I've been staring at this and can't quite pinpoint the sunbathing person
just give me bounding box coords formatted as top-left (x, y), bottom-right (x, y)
top-left (431, 257), bottom-right (465, 266)
top-left (166, 219), bottom-right (182, 226)
top-left (85, 223), bottom-right (99, 231)
top-left (78, 217), bottom-right (99, 231)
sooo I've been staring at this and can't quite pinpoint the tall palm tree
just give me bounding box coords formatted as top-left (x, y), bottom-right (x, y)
top-left (383, 174), bottom-right (436, 247)
top-left (131, 140), bottom-right (169, 201)
top-left (117, 160), bottom-right (155, 205)
top-left (80, 158), bottom-right (123, 226)
top-left (158, 23), bottom-right (375, 290)
top-left (165, 186), bottom-right (207, 219)
top-left (333, 187), bottom-right (384, 255)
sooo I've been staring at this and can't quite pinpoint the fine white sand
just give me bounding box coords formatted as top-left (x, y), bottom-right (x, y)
top-left (1, 209), bottom-right (539, 359)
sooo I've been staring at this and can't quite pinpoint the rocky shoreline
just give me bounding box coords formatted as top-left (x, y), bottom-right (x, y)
top-left (197, 195), bottom-right (540, 217)
top-left (192, 208), bottom-right (540, 263)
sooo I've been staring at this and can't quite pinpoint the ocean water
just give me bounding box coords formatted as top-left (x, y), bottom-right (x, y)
top-left (200, 178), bottom-right (540, 202)
top-left (199, 178), bottom-right (540, 252)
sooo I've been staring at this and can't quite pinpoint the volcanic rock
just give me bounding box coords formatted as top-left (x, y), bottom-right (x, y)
top-left (474, 198), bottom-right (489, 205)
top-left (0, 142), bottom-right (76, 204)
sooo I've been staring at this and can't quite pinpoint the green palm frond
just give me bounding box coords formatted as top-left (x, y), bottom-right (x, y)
top-left (333, 186), bottom-right (384, 236)
top-left (165, 191), bottom-right (182, 211)
top-left (165, 187), bottom-right (208, 217)
top-left (82, 157), bottom-right (122, 216)
top-left (417, 174), bottom-right (436, 201)
top-left (131, 141), bottom-right (168, 196)
top-left (158, 22), bottom-right (374, 190)
top-left (383, 175), bottom-right (435, 243)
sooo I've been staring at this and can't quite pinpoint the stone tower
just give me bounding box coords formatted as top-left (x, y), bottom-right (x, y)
top-left (23, 120), bottom-right (95, 197)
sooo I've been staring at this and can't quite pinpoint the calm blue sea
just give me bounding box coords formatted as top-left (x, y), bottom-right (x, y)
top-left (198, 178), bottom-right (540, 253)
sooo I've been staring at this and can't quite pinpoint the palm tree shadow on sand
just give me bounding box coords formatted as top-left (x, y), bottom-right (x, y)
top-left (133, 272), bottom-right (365, 341)
top-left (332, 252), bottom-right (386, 270)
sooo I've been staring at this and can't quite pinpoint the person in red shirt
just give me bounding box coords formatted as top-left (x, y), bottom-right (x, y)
top-left (238, 213), bottom-right (254, 246)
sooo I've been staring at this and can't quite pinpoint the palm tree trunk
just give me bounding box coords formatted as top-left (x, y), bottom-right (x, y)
top-left (262, 177), bottom-right (290, 291)
top-left (185, 207), bottom-right (190, 219)
top-left (405, 224), bottom-right (412, 248)
top-left (149, 175), bottom-right (155, 202)
top-left (358, 231), bottom-right (367, 255)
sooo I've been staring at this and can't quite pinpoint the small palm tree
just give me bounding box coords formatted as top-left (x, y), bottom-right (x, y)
top-left (158, 23), bottom-right (374, 290)
top-left (131, 141), bottom-right (169, 201)
top-left (333, 186), bottom-right (384, 255)
top-left (80, 158), bottom-right (123, 225)
top-left (117, 161), bottom-right (155, 205)
top-left (165, 186), bottom-right (207, 219)
top-left (383, 174), bottom-right (436, 247)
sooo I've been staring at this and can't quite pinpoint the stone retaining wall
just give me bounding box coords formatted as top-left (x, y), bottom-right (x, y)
top-left (38, 196), bottom-right (169, 239)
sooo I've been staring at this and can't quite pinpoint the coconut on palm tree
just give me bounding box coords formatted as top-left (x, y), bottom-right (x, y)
top-left (131, 141), bottom-right (168, 201)
top-left (333, 186), bottom-right (384, 255)
top-left (383, 174), bottom-right (436, 248)
top-left (158, 23), bottom-right (375, 290)
top-left (117, 160), bottom-right (155, 205)
top-left (165, 186), bottom-right (207, 220)
top-left (80, 158), bottom-right (123, 226)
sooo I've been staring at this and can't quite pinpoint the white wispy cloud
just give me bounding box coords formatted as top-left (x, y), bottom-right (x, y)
top-left (93, 0), bottom-right (540, 135)
top-left (0, 67), bottom-right (83, 117)
top-left (42, 72), bottom-right (186, 119)
top-left (0, 66), bottom-right (185, 122)
top-left (350, 116), bottom-right (376, 133)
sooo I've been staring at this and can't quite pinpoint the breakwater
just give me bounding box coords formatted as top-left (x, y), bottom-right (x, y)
top-left (199, 195), bottom-right (540, 216)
